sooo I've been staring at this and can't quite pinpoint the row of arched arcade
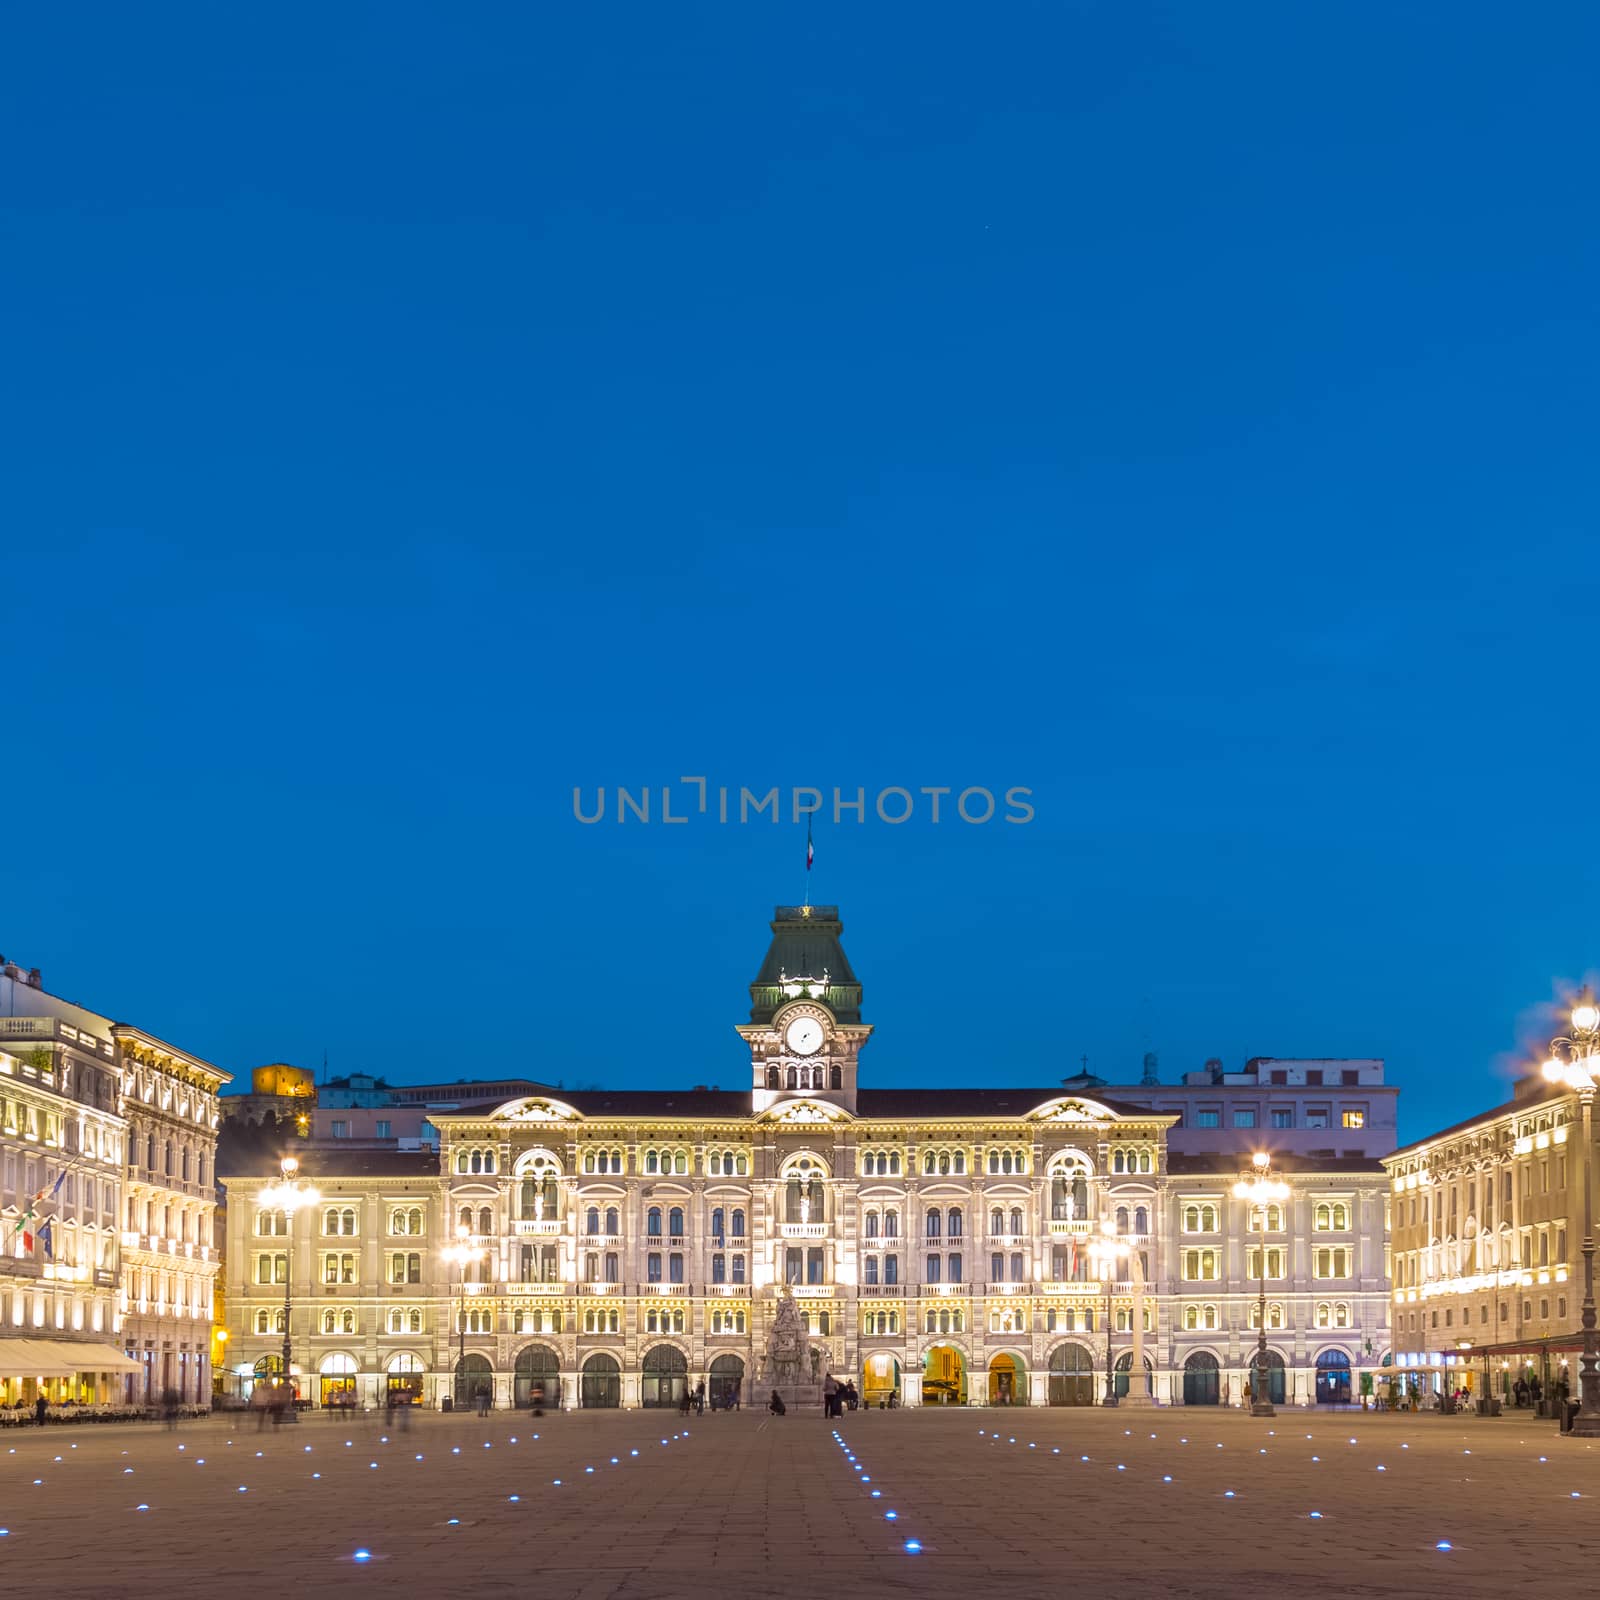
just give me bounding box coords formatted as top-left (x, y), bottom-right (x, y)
top-left (246, 1344), bottom-right (1360, 1409)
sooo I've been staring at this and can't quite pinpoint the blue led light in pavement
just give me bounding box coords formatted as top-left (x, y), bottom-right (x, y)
top-left (136, 1504), bottom-right (149, 1512)
top-left (904, 1541), bottom-right (922, 1554)
top-left (353, 1550), bottom-right (371, 1563)
top-left (447, 1519), bottom-right (459, 1526)
top-left (1308, 1512), bottom-right (1322, 1520)
top-left (871, 1491), bottom-right (881, 1498)
top-left (885, 1511), bottom-right (897, 1520)
top-left (1224, 1491), bottom-right (1235, 1498)
top-left (1436, 1542), bottom-right (1453, 1552)
top-left (1163, 1477), bottom-right (1172, 1483)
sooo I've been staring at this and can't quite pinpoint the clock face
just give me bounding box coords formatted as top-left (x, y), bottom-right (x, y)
top-left (785, 1016), bottom-right (825, 1056)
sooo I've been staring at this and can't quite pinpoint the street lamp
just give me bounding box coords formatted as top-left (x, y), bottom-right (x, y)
top-left (1233, 1152), bottom-right (1291, 1417)
top-left (443, 1224), bottom-right (485, 1410)
top-left (258, 1155), bottom-right (320, 1404)
top-left (1543, 991), bottom-right (1600, 1436)
top-left (1090, 1219), bottom-right (1130, 1408)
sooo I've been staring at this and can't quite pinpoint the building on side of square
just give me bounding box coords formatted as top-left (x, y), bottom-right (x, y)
top-left (217, 904), bottom-right (1391, 1408)
top-left (0, 962), bottom-right (143, 1404)
top-left (112, 1025), bottom-right (229, 1403)
top-left (1383, 1070), bottom-right (1586, 1400)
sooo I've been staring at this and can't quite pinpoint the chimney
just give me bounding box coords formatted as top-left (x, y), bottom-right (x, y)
top-left (26, 968), bottom-right (41, 990)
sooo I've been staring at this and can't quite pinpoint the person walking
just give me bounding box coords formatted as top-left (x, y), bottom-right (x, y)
top-left (694, 1380), bottom-right (706, 1416)
top-left (34, 1393), bottom-right (48, 1427)
top-left (162, 1388), bottom-right (180, 1431)
top-left (475, 1383), bottom-right (491, 1418)
top-left (769, 1390), bottom-right (786, 1416)
top-left (823, 1372), bottom-right (838, 1418)
top-left (531, 1381), bottom-right (545, 1419)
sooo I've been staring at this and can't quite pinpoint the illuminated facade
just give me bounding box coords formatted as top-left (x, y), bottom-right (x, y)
top-left (113, 1026), bottom-right (229, 1403)
top-left (0, 967), bottom-right (138, 1404)
top-left (220, 905), bottom-right (1389, 1407)
top-left (1384, 1078), bottom-right (1581, 1387)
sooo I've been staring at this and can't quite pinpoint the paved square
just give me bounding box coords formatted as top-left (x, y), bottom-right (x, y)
top-left (2, 1408), bottom-right (1596, 1598)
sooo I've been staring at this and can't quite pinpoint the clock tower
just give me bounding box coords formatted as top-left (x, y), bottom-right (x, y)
top-left (739, 904), bottom-right (871, 1114)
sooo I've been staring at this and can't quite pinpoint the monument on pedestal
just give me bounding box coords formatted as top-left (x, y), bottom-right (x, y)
top-left (756, 1284), bottom-right (824, 1410)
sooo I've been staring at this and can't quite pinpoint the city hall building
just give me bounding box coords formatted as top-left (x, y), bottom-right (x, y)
top-left (221, 905), bottom-right (1390, 1408)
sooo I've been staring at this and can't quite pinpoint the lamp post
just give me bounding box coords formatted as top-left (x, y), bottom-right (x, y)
top-left (258, 1155), bottom-right (320, 1406)
top-left (1233, 1152), bottom-right (1291, 1417)
top-left (1543, 991), bottom-right (1600, 1436)
top-left (1090, 1220), bottom-right (1130, 1408)
top-left (443, 1225), bottom-right (485, 1410)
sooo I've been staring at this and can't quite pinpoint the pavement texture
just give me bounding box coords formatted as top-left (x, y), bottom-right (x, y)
top-left (1, 1405), bottom-right (1597, 1599)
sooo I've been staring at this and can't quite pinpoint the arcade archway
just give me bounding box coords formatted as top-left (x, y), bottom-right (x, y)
top-left (580, 1353), bottom-right (620, 1409)
top-left (1048, 1342), bottom-right (1095, 1406)
top-left (1183, 1350), bottom-right (1220, 1406)
top-left (922, 1345), bottom-right (967, 1405)
top-left (641, 1344), bottom-right (688, 1409)
top-left (988, 1352), bottom-right (1025, 1405)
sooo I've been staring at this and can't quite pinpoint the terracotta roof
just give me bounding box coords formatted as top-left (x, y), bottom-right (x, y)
top-left (218, 1148), bottom-right (439, 1181)
top-left (853, 1088), bottom-right (1156, 1120)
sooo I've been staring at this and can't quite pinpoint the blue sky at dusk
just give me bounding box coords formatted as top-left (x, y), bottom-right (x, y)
top-left (4, 4), bottom-right (1598, 1139)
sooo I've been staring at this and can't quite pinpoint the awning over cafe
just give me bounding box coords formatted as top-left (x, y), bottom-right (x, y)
top-left (0, 1338), bottom-right (144, 1376)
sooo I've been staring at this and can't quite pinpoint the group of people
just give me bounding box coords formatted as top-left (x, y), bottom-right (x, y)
top-left (1513, 1374), bottom-right (1546, 1409)
top-left (677, 1380), bottom-right (720, 1414)
top-left (822, 1374), bottom-right (860, 1416)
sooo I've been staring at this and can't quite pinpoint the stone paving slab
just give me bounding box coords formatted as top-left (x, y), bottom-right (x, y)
top-left (0, 1407), bottom-right (1596, 1598)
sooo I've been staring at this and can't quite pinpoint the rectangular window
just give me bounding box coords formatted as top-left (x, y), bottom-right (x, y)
top-left (1195, 1110), bottom-right (1220, 1129)
top-left (1342, 1109), bottom-right (1365, 1129)
top-left (785, 1247), bottom-right (802, 1285)
top-left (731, 1254), bottom-right (745, 1285)
top-left (712, 1253), bottom-right (726, 1284)
top-left (331, 1120), bottom-right (348, 1139)
top-left (807, 1247), bottom-right (824, 1285)
top-left (925, 1253), bottom-right (940, 1283)
top-left (948, 1252), bottom-right (962, 1282)
top-left (884, 1253), bottom-right (898, 1286)
top-left (375, 1120), bottom-right (392, 1139)
top-left (991, 1252), bottom-right (1004, 1282)
top-left (669, 1252), bottom-right (684, 1284)
top-left (647, 1252), bottom-right (662, 1284)
top-left (1233, 1109), bottom-right (1258, 1128)
top-left (1270, 1109), bottom-right (1293, 1129)
top-left (864, 1256), bottom-right (878, 1286)
top-left (1305, 1108), bottom-right (1329, 1129)
top-left (1306, 1070), bottom-right (1323, 1086)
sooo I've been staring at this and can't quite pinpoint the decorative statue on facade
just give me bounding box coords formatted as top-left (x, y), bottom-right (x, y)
top-left (759, 1284), bottom-right (816, 1387)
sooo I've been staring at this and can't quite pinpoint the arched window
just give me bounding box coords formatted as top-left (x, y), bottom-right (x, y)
top-left (605, 1206), bottom-right (619, 1236)
top-left (1009, 1207), bottom-right (1024, 1235)
top-left (647, 1206), bottom-right (662, 1237)
top-left (989, 1207), bottom-right (1004, 1236)
top-left (923, 1153), bottom-right (936, 1176)
top-left (865, 1211), bottom-right (879, 1239)
top-left (1134, 1205), bottom-right (1149, 1234)
top-left (732, 1207), bottom-right (746, 1238)
top-left (1116, 1207), bottom-right (1130, 1234)
top-left (883, 1209), bottom-right (898, 1239)
top-left (585, 1206), bottom-right (600, 1235)
top-left (948, 1206), bottom-right (963, 1239)
top-left (784, 1157), bottom-right (826, 1224)
top-left (458, 1205), bottom-right (473, 1233)
top-left (668, 1206), bottom-right (685, 1239)
top-left (926, 1208), bottom-right (942, 1239)
top-left (711, 1207), bottom-right (725, 1239)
